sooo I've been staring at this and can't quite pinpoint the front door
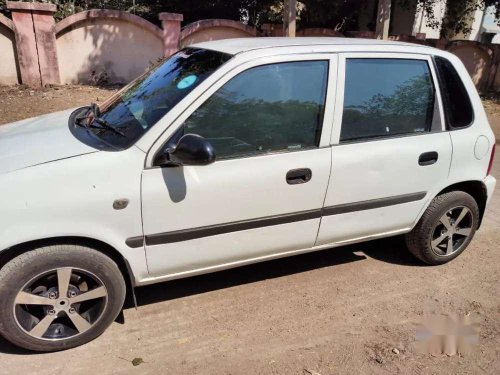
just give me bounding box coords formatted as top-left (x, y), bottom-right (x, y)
top-left (317, 53), bottom-right (453, 245)
top-left (142, 56), bottom-right (336, 277)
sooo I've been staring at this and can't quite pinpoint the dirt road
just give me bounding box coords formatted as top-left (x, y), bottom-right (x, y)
top-left (0, 86), bottom-right (499, 374)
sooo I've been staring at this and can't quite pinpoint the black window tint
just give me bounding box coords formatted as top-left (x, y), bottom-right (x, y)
top-left (434, 56), bottom-right (473, 128)
top-left (183, 61), bottom-right (328, 159)
top-left (341, 59), bottom-right (436, 142)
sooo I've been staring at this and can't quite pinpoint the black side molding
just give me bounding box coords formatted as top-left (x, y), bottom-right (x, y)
top-left (146, 209), bottom-right (322, 246)
top-left (125, 236), bottom-right (144, 249)
top-left (125, 191), bottom-right (427, 248)
top-left (322, 192), bottom-right (427, 216)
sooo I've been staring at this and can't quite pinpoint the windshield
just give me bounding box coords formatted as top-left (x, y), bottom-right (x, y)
top-left (69, 48), bottom-right (232, 150)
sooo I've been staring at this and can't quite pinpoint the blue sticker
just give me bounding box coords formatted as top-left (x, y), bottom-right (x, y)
top-left (177, 75), bottom-right (197, 89)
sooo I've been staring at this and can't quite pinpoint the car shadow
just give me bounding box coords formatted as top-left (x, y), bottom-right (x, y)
top-left (0, 236), bottom-right (423, 355)
top-left (132, 235), bottom-right (422, 308)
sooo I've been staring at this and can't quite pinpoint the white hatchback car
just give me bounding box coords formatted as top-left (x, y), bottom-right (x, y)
top-left (0, 38), bottom-right (496, 351)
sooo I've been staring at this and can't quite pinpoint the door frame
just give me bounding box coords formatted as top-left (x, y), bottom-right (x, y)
top-left (332, 52), bottom-right (447, 145)
top-left (145, 53), bottom-right (339, 168)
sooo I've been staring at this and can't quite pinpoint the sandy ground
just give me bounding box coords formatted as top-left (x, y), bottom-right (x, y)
top-left (0, 86), bottom-right (499, 374)
top-left (0, 85), bottom-right (117, 126)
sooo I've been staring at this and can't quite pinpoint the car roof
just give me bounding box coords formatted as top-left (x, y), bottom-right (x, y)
top-left (192, 37), bottom-right (434, 55)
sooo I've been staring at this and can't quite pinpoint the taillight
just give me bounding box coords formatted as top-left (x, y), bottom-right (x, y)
top-left (487, 144), bottom-right (496, 176)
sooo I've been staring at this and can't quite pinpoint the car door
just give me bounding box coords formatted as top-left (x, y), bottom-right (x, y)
top-left (316, 53), bottom-right (453, 246)
top-left (141, 54), bottom-right (336, 277)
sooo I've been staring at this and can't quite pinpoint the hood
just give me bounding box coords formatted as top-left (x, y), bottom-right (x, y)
top-left (0, 109), bottom-right (98, 174)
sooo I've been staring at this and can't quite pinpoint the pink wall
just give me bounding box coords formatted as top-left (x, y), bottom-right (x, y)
top-left (7, 1), bottom-right (59, 86)
top-left (0, 13), bottom-right (19, 84)
top-left (55, 10), bottom-right (165, 84)
top-left (180, 19), bottom-right (256, 47)
top-left (2, 1), bottom-right (500, 93)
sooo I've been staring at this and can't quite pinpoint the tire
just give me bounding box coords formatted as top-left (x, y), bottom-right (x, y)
top-left (0, 245), bottom-right (126, 352)
top-left (405, 191), bottom-right (480, 265)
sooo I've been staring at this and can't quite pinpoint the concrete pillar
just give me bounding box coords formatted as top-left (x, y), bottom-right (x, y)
top-left (375, 0), bottom-right (391, 40)
top-left (283, 0), bottom-right (296, 37)
top-left (159, 12), bottom-right (183, 57)
top-left (7, 1), bottom-right (60, 87)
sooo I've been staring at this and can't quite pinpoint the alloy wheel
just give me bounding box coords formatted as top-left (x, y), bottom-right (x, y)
top-left (430, 206), bottom-right (474, 257)
top-left (13, 267), bottom-right (108, 340)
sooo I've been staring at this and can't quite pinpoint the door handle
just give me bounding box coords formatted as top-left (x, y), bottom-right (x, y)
top-left (286, 168), bottom-right (312, 184)
top-left (419, 151), bottom-right (439, 166)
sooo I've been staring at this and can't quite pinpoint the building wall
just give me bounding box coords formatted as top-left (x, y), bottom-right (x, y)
top-left (412, 0), bottom-right (447, 39)
top-left (56, 18), bottom-right (163, 84)
top-left (467, 8), bottom-right (485, 41)
top-left (0, 23), bottom-right (19, 85)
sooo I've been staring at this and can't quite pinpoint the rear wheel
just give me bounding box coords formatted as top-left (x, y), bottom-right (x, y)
top-left (0, 245), bottom-right (126, 352)
top-left (405, 191), bottom-right (479, 265)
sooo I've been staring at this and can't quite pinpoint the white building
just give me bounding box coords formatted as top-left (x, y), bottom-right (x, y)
top-left (357, 0), bottom-right (500, 42)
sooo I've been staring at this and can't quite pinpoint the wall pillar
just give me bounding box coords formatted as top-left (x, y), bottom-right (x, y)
top-left (375, 0), bottom-right (391, 40)
top-left (283, 0), bottom-right (296, 37)
top-left (7, 1), bottom-right (60, 87)
top-left (159, 12), bottom-right (183, 57)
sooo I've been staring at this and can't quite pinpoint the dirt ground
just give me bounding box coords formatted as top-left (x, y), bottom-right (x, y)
top-left (0, 85), bottom-right (117, 126)
top-left (0, 85), bottom-right (499, 374)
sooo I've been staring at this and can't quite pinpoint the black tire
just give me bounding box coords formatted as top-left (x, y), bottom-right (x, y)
top-left (405, 191), bottom-right (479, 265)
top-left (0, 245), bottom-right (126, 352)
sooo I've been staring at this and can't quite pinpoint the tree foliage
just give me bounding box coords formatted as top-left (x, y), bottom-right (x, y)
top-left (0, 0), bottom-right (499, 36)
top-left (407, 0), bottom-right (500, 37)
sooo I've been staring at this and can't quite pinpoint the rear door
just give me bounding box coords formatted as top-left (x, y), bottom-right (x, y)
top-left (317, 53), bottom-right (453, 245)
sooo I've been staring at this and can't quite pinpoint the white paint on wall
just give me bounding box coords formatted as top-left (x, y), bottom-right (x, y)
top-left (0, 25), bottom-right (19, 85)
top-left (412, 0), bottom-right (447, 39)
top-left (56, 18), bottom-right (163, 84)
top-left (468, 8), bottom-right (485, 41)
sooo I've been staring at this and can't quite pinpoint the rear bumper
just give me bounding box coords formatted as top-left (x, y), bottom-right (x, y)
top-left (483, 175), bottom-right (497, 206)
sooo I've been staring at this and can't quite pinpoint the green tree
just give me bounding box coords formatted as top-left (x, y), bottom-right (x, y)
top-left (404, 0), bottom-right (500, 38)
top-left (2, 0), bottom-right (500, 35)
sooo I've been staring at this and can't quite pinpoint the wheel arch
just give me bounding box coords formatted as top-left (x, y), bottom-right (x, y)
top-left (0, 236), bottom-right (136, 292)
top-left (434, 180), bottom-right (488, 227)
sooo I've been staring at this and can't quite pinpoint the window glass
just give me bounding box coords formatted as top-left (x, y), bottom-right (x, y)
top-left (434, 56), bottom-right (473, 128)
top-left (71, 48), bottom-right (231, 150)
top-left (341, 59), bottom-right (436, 142)
top-left (182, 61), bottom-right (328, 159)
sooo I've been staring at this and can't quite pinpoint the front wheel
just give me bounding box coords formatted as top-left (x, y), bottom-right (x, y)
top-left (0, 245), bottom-right (126, 352)
top-left (405, 191), bottom-right (480, 265)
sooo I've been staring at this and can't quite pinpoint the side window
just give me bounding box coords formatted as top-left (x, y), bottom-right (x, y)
top-left (433, 56), bottom-right (474, 129)
top-left (182, 61), bottom-right (328, 159)
top-left (340, 58), bottom-right (436, 142)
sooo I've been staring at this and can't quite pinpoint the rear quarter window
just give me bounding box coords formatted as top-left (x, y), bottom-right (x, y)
top-left (433, 56), bottom-right (474, 129)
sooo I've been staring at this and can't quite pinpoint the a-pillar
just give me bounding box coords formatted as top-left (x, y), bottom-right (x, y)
top-left (7, 1), bottom-right (60, 87)
top-left (159, 12), bottom-right (183, 58)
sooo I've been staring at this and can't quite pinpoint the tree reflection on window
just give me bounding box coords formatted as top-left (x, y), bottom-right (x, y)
top-left (183, 61), bottom-right (328, 159)
top-left (341, 59), bottom-right (435, 142)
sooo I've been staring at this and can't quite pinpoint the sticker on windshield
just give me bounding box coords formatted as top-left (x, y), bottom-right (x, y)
top-left (177, 75), bottom-right (197, 89)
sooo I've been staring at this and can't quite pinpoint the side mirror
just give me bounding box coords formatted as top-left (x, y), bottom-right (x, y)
top-left (156, 134), bottom-right (215, 167)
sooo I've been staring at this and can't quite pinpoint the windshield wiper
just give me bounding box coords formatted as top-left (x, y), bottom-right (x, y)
top-left (75, 103), bottom-right (127, 137)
